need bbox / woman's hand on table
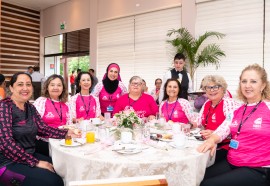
[36,161,55,173]
[98,115,104,121]
[148,115,155,121]
[200,129,213,139]
[67,129,82,138]
[197,137,217,157]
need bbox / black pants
[35,139,49,157]
[200,159,270,186]
[215,148,228,164]
[4,153,63,186]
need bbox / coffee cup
[91,118,101,125]
[80,120,89,131]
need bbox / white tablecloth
[49,139,214,186]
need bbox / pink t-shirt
[159,98,197,124]
[215,101,270,167]
[93,82,127,114]
[69,93,101,120]
[113,93,158,118]
[34,97,70,128]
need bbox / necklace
[80,92,92,117]
[50,99,62,122]
[166,99,178,121]
[128,94,141,107]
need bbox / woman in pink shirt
[70,72,101,121]
[93,63,127,116]
[198,64,270,186]
[34,74,70,156]
[113,76,158,119]
[159,79,197,126]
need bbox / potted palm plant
[167,27,226,83]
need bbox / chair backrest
[69,175,168,186]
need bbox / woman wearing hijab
[93,63,127,115]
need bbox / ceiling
[3,0,70,11]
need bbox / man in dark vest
[159,53,192,102]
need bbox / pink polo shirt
[34,97,69,128]
[92,82,127,113]
[159,98,197,124]
[113,93,158,118]
[225,101,270,167]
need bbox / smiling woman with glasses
[198,64,270,186]
[197,75,240,163]
[113,76,158,119]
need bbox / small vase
[120,130,133,144]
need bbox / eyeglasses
[130,82,142,87]
[204,85,221,91]
[155,82,162,85]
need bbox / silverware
[73,139,84,145]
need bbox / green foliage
[167,28,226,81]
[68,56,90,74]
[114,109,141,129]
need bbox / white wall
[98,0,181,21]
[41,0,90,37]
[41,0,183,75]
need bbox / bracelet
[189,123,194,129]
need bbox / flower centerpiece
[114,108,141,130]
[113,108,142,141]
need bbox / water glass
[133,127,143,142]
[182,124,191,137]
[104,112,111,125]
[143,123,150,140]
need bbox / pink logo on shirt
[212,113,216,123]
[231,120,238,127]
[45,112,55,118]
[79,106,85,112]
[253,118,262,129]
[102,96,108,100]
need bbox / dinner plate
[116,149,142,155]
[169,142,186,149]
[59,139,83,147]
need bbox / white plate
[158,138,173,142]
[169,142,186,149]
[59,139,83,147]
[116,149,142,154]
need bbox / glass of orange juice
[86,131,95,143]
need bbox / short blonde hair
[237,64,270,102]
[201,75,228,94]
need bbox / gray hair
[201,75,228,93]
[129,76,143,84]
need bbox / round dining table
[49,137,214,186]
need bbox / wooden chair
[68,175,168,186]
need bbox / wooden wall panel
[0,1,40,79]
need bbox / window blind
[264,0,270,74]
[97,7,181,90]
[195,0,264,96]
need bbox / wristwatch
[189,123,194,129]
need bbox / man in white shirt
[159,53,192,103]
[31,66,45,99]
